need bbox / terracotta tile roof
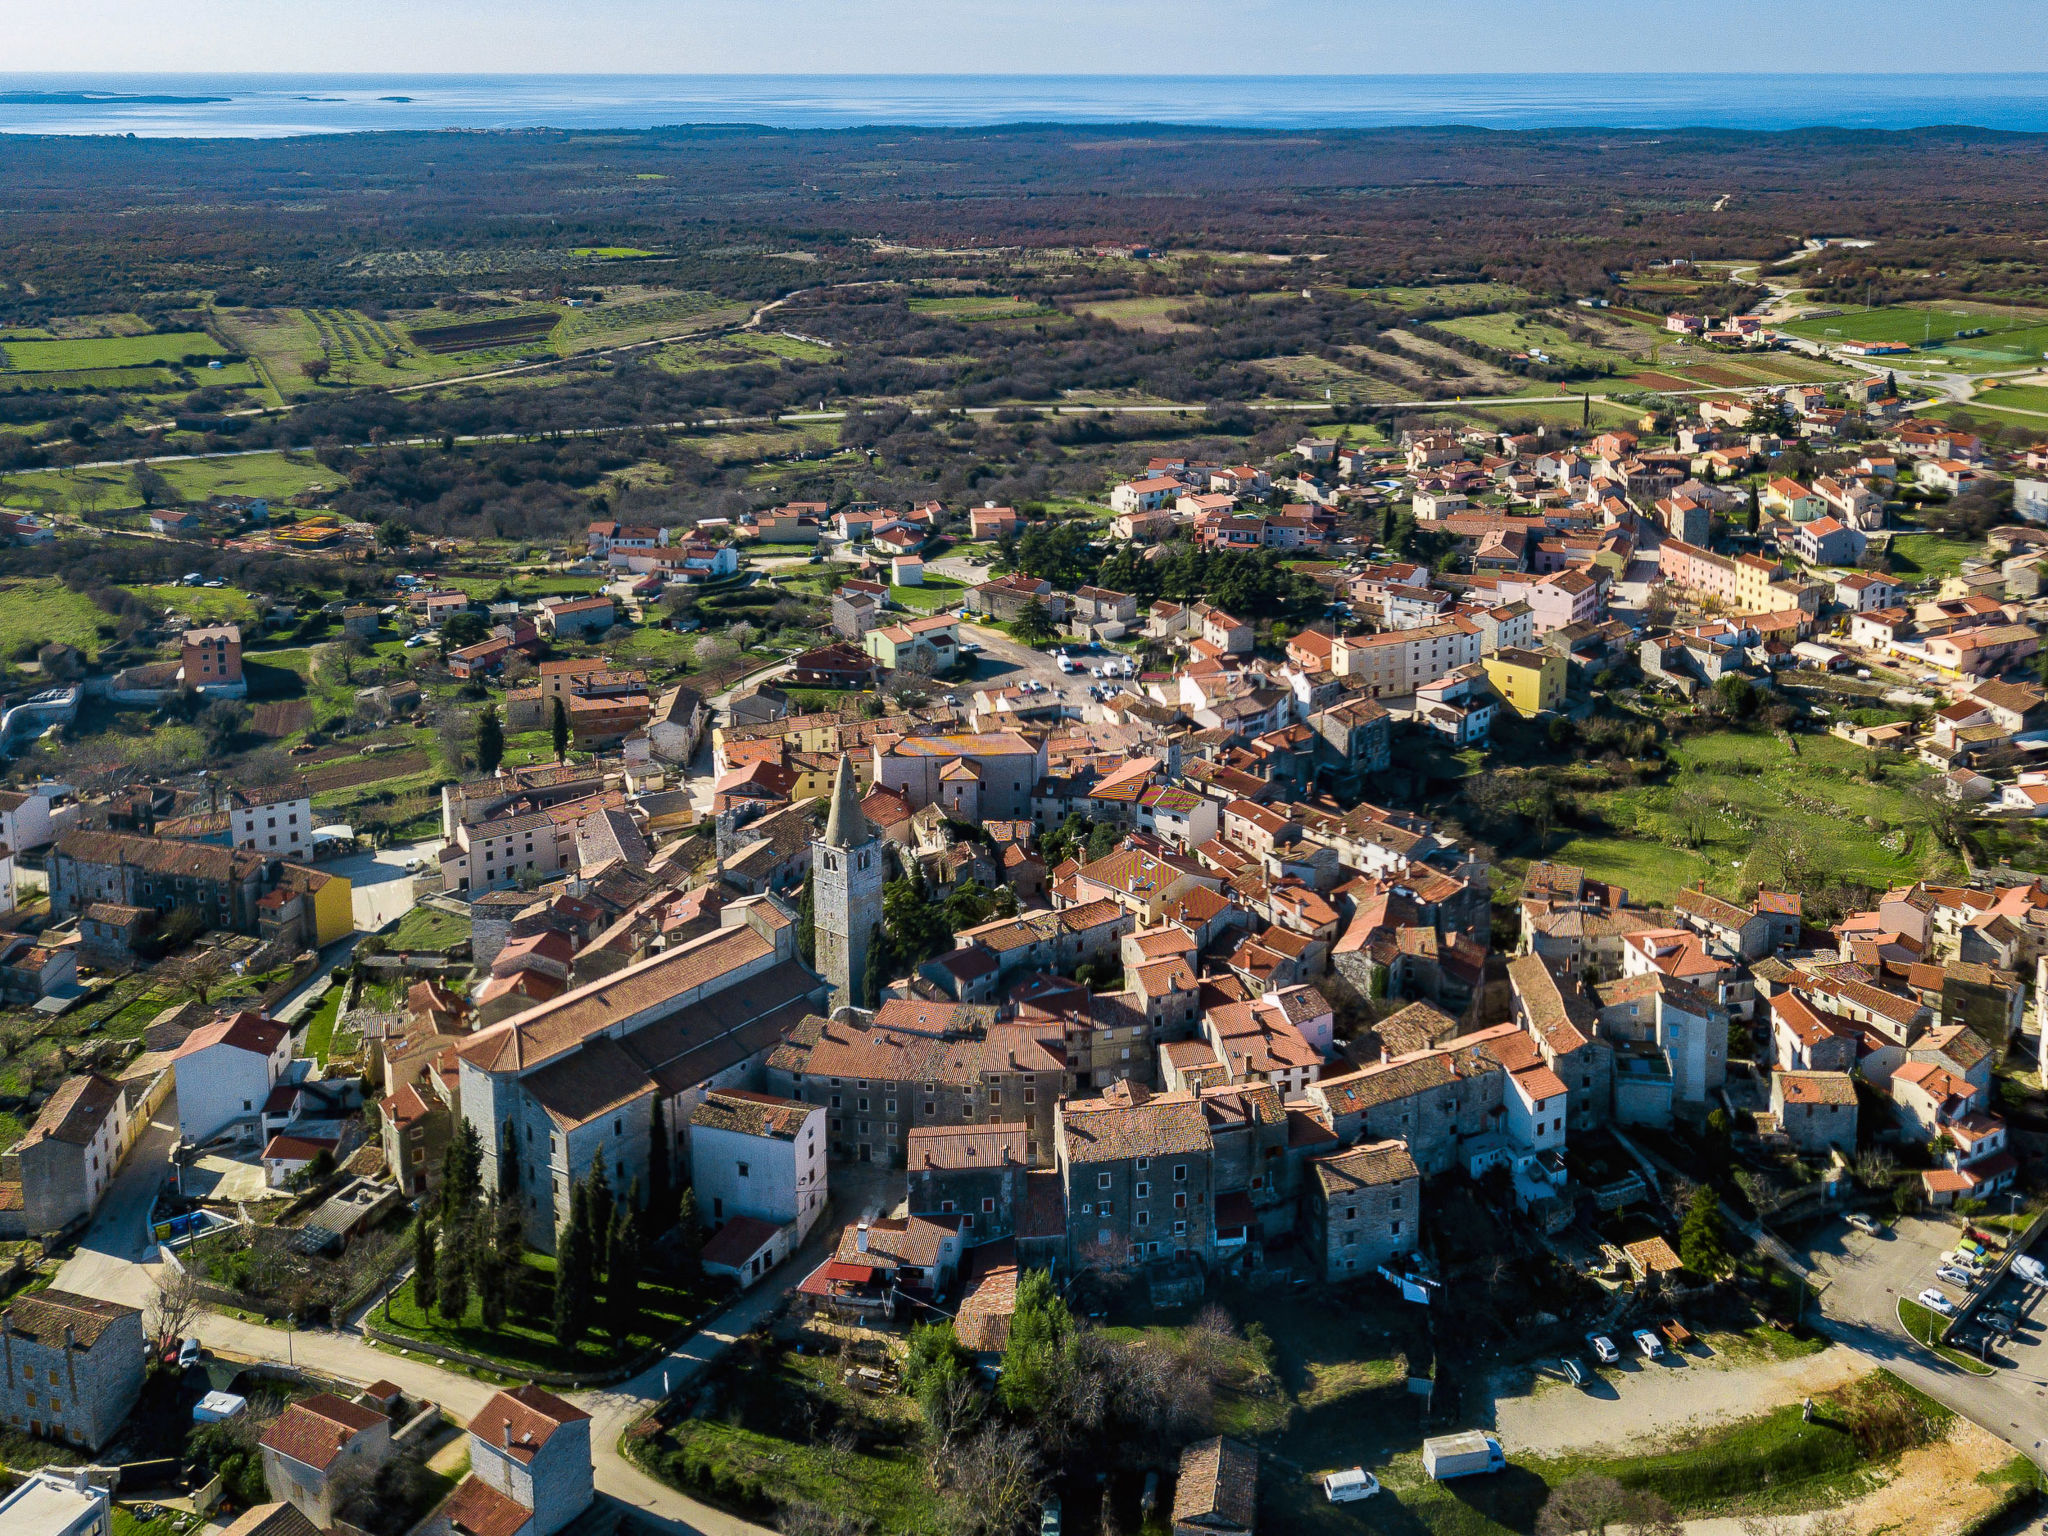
[1,1288,138,1350]
[1173,1437,1257,1534]
[833,1214,960,1269]
[56,829,266,884]
[174,1012,287,1062]
[691,1088,814,1140]
[260,1393,388,1473]
[1507,953,1595,1052]
[907,1123,1028,1169]
[15,1073,122,1151]
[470,1384,590,1464]
[1059,1089,1210,1164]
[437,1476,531,1536]
[701,1214,784,1271]
[1313,1138,1419,1198]
[1777,1070,1858,1106]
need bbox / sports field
[1784,302,2048,364]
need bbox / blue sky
[15,1,2048,74]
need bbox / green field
[1436,312,1630,370]
[0,331,229,372]
[1538,728,1951,904]
[127,584,259,623]
[1069,296,1202,331]
[0,578,113,659]
[570,246,661,258]
[1887,531,1982,580]
[887,575,966,612]
[1970,382,2048,414]
[1365,281,1529,310]
[907,295,1057,321]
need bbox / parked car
[1587,1334,1620,1364]
[1935,1264,1978,1288]
[1422,1432,1506,1481]
[1845,1213,1882,1236]
[1956,1237,1988,1258]
[2014,1255,2046,1286]
[1917,1289,1957,1316]
[1322,1468,1381,1503]
[1940,1249,1984,1272]
[1980,1309,2017,1335]
[177,1337,202,1369]
[1559,1357,1587,1387]
[1633,1330,1664,1359]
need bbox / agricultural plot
[1363,281,1529,310]
[0,331,228,371]
[0,579,114,660]
[1969,382,2048,413]
[406,310,561,355]
[1069,296,1203,332]
[1435,312,1635,372]
[906,295,1057,321]
[1254,353,1409,403]
[556,290,732,346]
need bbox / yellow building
[1483,646,1567,715]
[282,864,354,947]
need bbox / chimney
[63,1325,75,1350]
[855,1222,870,1253]
[502,1420,513,1447]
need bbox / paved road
[1805,1214,2048,1470]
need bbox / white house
[1506,1065,1568,1153]
[230,784,314,860]
[0,1467,111,1536]
[688,1089,827,1247]
[171,1012,291,1144]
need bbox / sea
[2,73,2048,138]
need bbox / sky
[13,0,2048,75]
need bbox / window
[988,1089,1001,1105]
[981,1197,995,1213]
[1173,1220,1187,1237]
[941,1200,956,1212]
[737,1162,750,1178]
[1392,1220,1402,1237]
[1135,1182,1150,1199]
[1097,1172,1112,1190]
[885,1099,896,1114]
[1175,1192,1187,1209]
[1099,1201,1113,1216]
[857,1097,870,1112]
[1136,1156,1150,1172]
[1023,1088,1035,1105]
[831,1095,842,1109]
[1173,1164,1186,1182]
[1136,1211,1149,1227]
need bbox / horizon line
[8,68,2048,80]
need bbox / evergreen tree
[795,867,816,965]
[646,1100,674,1236]
[584,1163,615,1282]
[476,705,505,775]
[862,923,888,1008]
[1000,1268,1075,1416]
[495,1195,524,1264]
[1678,1186,1730,1277]
[498,1117,520,1199]
[610,1207,643,1342]
[675,1187,704,1281]
[551,697,570,762]
[437,1229,472,1320]
[412,1213,437,1310]
[553,1183,592,1347]
[476,1247,506,1332]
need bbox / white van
[1056,653,1075,674]
[1322,1469,1380,1503]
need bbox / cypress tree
[585,1163,615,1281]
[676,1188,703,1281]
[499,1117,520,1199]
[412,1213,437,1311]
[476,705,505,775]
[496,1195,523,1264]
[553,1183,592,1347]
[795,867,816,965]
[477,1247,506,1333]
[646,1101,674,1237]
[437,1225,472,1321]
[611,1208,644,1343]
[862,924,887,1008]
[551,697,570,762]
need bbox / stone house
[1307,1139,1420,1282]
[1055,1086,1214,1270]
[1769,1070,1858,1154]
[905,1124,1031,1243]
[7,1075,127,1238]
[260,1393,392,1530]
[0,1290,145,1451]
[441,1386,594,1536]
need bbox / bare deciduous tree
[146,1268,201,1357]
[939,1423,1043,1536]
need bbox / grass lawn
[386,905,471,952]
[0,577,113,659]
[629,1335,941,1535]
[1896,1298,1992,1374]
[1436,312,1632,371]
[1888,531,1982,580]
[1536,727,1949,904]
[1324,1371,1946,1536]
[128,583,260,624]
[301,986,345,1064]
[1970,382,2048,413]
[888,575,966,613]
[374,1252,713,1375]
[1365,281,1529,310]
